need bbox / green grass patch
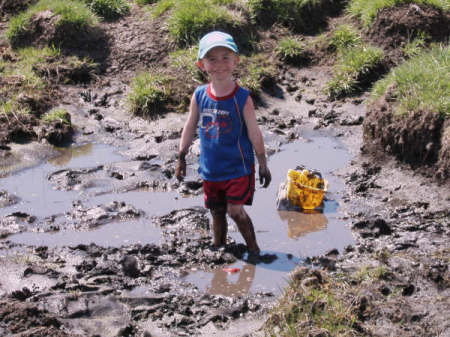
[328,24,361,51]
[238,54,277,96]
[0,98,32,116]
[370,45,449,117]
[167,0,236,46]
[1,47,59,94]
[325,45,384,98]
[347,0,450,27]
[42,107,70,124]
[402,31,429,58]
[150,0,248,47]
[0,46,96,117]
[353,265,389,283]
[6,14,30,48]
[276,37,309,64]
[127,71,172,118]
[169,47,205,83]
[84,0,130,20]
[265,268,358,337]
[150,0,175,16]
[0,48,52,118]
[6,0,97,48]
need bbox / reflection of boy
[176,31,271,255]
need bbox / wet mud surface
[1,62,448,336]
[1,3,449,337]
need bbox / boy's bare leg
[210,207,227,247]
[227,204,260,254]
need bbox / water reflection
[207,263,256,297]
[278,210,328,239]
[48,143,93,166]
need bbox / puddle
[7,219,161,247]
[3,132,354,297]
[0,143,124,218]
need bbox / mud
[0,0,36,19]
[364,94,450,180]
[1,3,449,337]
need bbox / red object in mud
[223,267,240,273]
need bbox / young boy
[175,31,271,255]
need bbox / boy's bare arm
[176,94,198,180]
[242,97,271,187]
[179,94,199,157]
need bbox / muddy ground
[1,2,449,337]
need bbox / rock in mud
[352,218,393,238]
[39,116,74,146]
[68,201,143,230]
[121,255,140,278]
[47,166,104,191]
[0,212,36,238]
[0,190,19,208]
[152,207,210,232]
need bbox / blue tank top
[195,84,255,181]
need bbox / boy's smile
[198,47,239,82]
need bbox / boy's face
[198,47,239,81]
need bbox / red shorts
[203,167,255,209]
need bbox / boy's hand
[259,165,271,188]
[175,154,186,181]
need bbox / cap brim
[198,44,238,60]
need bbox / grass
[370,45,449,117]
[0,47,55,118]
[126,71,172,118]
[42,107,71,124]
[150,0,237,46]
[238,54,277,96]
[169,47,205,83]
[84,0,130,20]
[0,47,59,95]
[353,265,389,283]
[325,45,384,98]
[150,0,175,16]
[6,0,97,49]
[166,0,236,46]
[168,47,206,111]
[328,24,361,52]
[275,37,308,64]
[1,45,96,89]
[0,46,96,117]
[264,268,359,337]
[347,0,450,27]
[0,98,32,116]
[402,31,429,58]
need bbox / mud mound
[11,10,110,67]
[0,113,38,145]
[39,118,73,146]
[366,3,450,62]
[102,6,170,76]
[251,0,345,34]
[363,94,449,181]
